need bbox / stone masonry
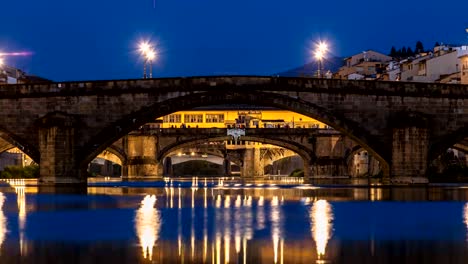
[0,77,466,184]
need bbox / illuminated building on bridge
[155,108,326,129]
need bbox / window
[184,114,203,123]
[163,114,181,123]
[206,114,224,123]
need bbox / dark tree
[407,47,414,56]
[434,42,440,47]
[401,47,407,58]
[396,48,402,58]
[415,41,424,53]
[389,46,397,57]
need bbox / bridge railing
[1,76,468,97]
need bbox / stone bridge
[0,76,466,184]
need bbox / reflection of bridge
[0,76,467,184]
[97,127,362,178]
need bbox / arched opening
[0,132,39,179]
[80,90,388,178]
[345,146,382,178]
[164,148,226,177]
[88,149,124,177]
[428,136,468,182]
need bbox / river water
[0,177,468,263]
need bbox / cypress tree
[389,46,397,57]
[415,41,424,53]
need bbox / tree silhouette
[389,46,397,57]
[415,41,424,53]
[401,47,407,58]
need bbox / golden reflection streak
[224,195,231,264]
[178,187,182,209]
[271,196,281,264]
[257,196,265,230]
[280,239,284,264]
[8,179,27,256]
[311,200,333,259]
[170,187,174,208]
[16,184,27,255]
[191,187,196,260]
[203,187,208,262]
[203,232,208,263]
[135,195,160,261]
[216,233,221,264]
[224,233,230,264]
[235,195,241,254]
[216,195,222,208]
[243,238,247,264]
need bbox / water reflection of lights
[135,195,161,261]
[271,196,283,264]
[257,196,265,230]
[165,189,294,263]
[7,179,27,255]
[311,200,333,260]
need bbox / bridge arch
[430,126,468,161]
[156,135,312,177]
[157,136,312,164]
[0,130,39,163]
[82,90,387,175]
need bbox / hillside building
[336,50,392,80]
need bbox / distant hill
[276,56,344,77]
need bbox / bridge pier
[240,148,263,178]
[305,134,348,182]
[122,135,162,179]
[307,158,347,179]
[163,157,173,177]
[390,126,429,184]
[223,158,231,176]
[37,113,84,184]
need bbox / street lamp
[146,49,156,78]
[314,41,328,78]
[0,57,4,68]
[138,41,156,79]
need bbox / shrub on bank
[0,165,39,179]
[289,168,304,177]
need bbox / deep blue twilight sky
[1,0,467,81]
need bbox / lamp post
[314,42,328,78]
[146,49,156,78]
